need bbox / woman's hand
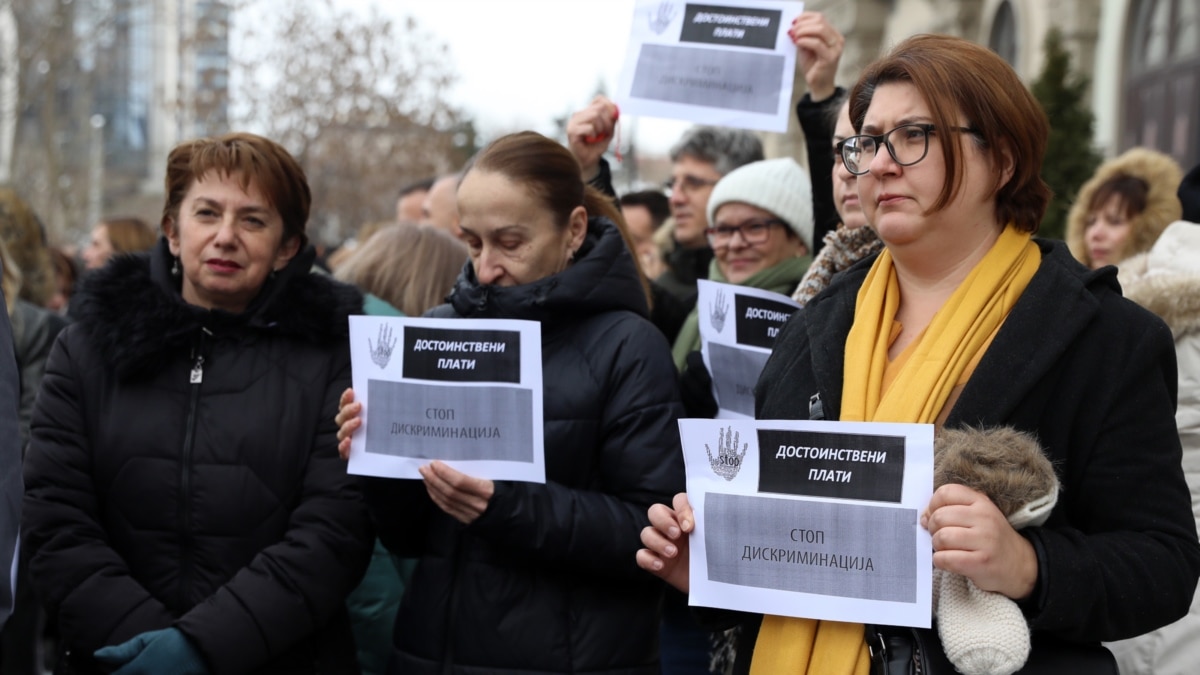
[419,460,495,525]
[788,12,845,102]
[334,388,362,460]
[636,493,694,593]
[922,484,1039,600]
[566,95,619,181]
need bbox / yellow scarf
[749,226,1040,675]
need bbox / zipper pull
[808,393,824,420]
[189,326,212,384]
[190,355,204,384]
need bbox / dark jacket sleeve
[590,157,617,200]
[23,329,177,650]
[175,349,374,673]
[12,301,69,451]
[796,89,844,255]
[1020,315,1200,642]
[0,292,20,631]
[468,316,686,580]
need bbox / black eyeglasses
[839,123,978,176]
[663,174,719,195]
[706,219,785,246]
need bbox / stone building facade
[767,0,1198,172]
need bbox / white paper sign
[347,316,545,483]
[696,279,800,419]
[681,418,934,628]
[616,0,804,132]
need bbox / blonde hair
[326,220,400,273]
[101,216,158,254]
[355,220,394,247]
[0,187,54,307]
[335,225,467,316]
[0,238,22,317]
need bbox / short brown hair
[101,216,157,254]
[161,132,311,249]
[1086,175,1149,220]
[335,225,467,316]
[849,34,1051,232]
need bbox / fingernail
[665,545,677,557]
[682,519,692,531]
[653,559,663,570]
[668,527,680,538]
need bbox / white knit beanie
[706,157,814,250]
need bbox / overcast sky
[338,0,692,155]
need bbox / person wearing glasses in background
[671,158,814,373]
[656,128,766,308]
[567,100,763,313]
[788,12,885,307]
[663,157,813,674]
[639,34,1200,673]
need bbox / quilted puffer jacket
[23,240,373,674]
[368,216,686,674]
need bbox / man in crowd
[618,190,670,279]
[395,177,434,224]
[421,173,462,237]
[567,96,763,309]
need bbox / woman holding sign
[670,156,814,373]
[336,131,685,674]
[23,132,373,674]
[638,34,1200,674]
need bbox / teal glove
[94,627,209,675]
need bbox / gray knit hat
[706,157,814,250]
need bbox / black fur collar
[72,239,362,380]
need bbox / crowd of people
[0,10,1196,675]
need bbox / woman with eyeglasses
[665,157,814,674]
[639,34,1199,674]
[670,158,814,375]
[789,12,883,307]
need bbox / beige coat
[1108,220,1200,675]
[1065,148,1183,268]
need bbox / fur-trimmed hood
[71,237,362,379]
[1066,148,1183,267]
[1119,220,1200,339]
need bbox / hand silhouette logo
[648,2,677,35]
[709,287,730,333]
[369,324,397,369]
[706,425,748,481]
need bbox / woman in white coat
[1109,219,1200,675]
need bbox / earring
[171,257,181,278]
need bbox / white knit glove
[934,483,1058,675]
[935,569,1030,675]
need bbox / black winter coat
[368,217,686,674]
[10,298,68,450]
[794,88,844,255]
[735,239,1200,669]
[22,241,374,674]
